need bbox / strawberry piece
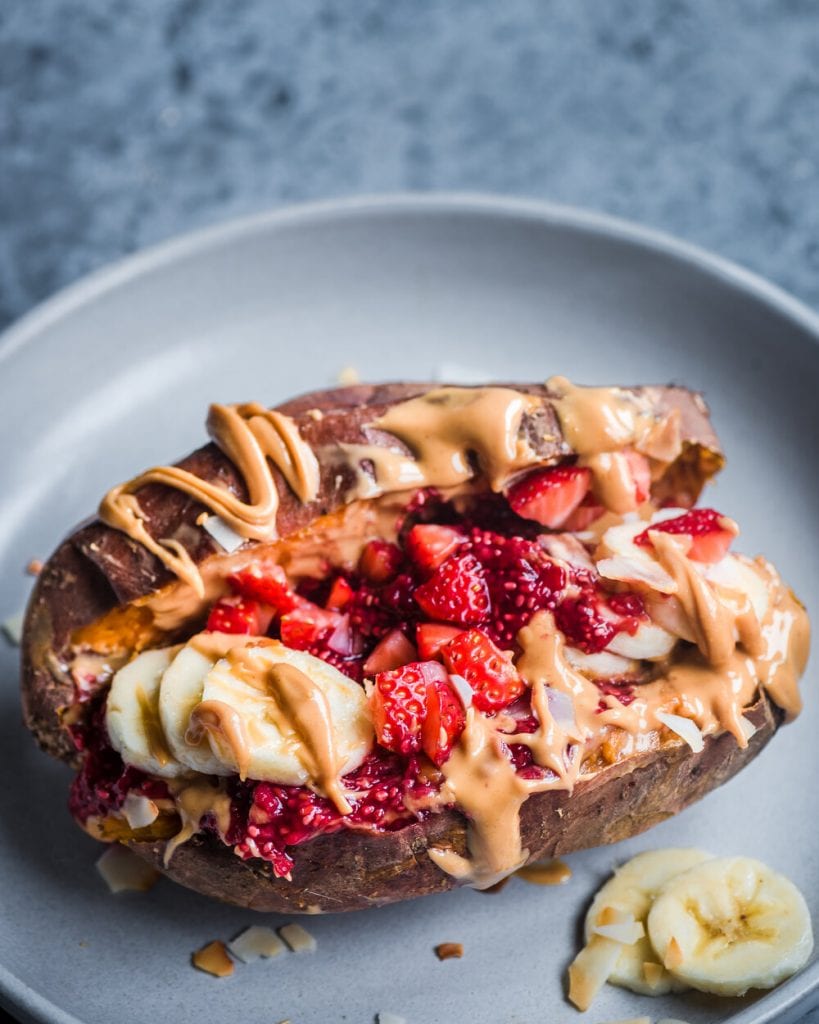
[326,576,354,611]
[416,623,464,660]
[206,597,269,635]
[363,629,418,676]
[506,466,591,529]
[624,450,651,504]
[421,678,466,765]
[563,496,605,532]
[228,565,298,613]
[414,552,491,627]
[405,524,466,574]
[279,602,342,650]
[634,508,735,563]
[359,540,403,584]
[369,661,449,756]
[442,629,524,713]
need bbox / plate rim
[1,192,817,1024]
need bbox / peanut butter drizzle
[135,686,174,767]
[99,403,319,597]
[429,708,532,888]
[339,387,541,498]
[187,700,252,781]
[583,452,641,515]
[163,777,232,866]
[516,859,572,886]
[650,533,737,666]
[547,376,683,499]
[226,648,352,814]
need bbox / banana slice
[584,848,714,995]
[159,645,231,776]
[199,642,373,787]
[106,647,187,777]
[647,856,814,996]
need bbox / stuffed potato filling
[69,448,794,883]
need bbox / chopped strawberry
[416,623,464,660]
[421,678,466,765]
[228,565,298,613]
[506,466,591,529]
[369,661,452,756]
[206,597,270,635]
[405,524,466,574]
[563,496,605,532]
[363,629,418,675]
[634,508,735,563]
[325,576,354,611]
[279,602,341,650]
[414,552,491,627]
[441,629,524,713]
[359,540,403,584]
[625,450,651,504]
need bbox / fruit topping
[414,551,491,626]
[441,629,524,713]
[416,623,464,659]
[359,539,403,583]
[405,523,467,574]
[369,660,465,760]
[634,508,736,563]
[507,466,591,528]
[206,596,271,635]
[363,629,418,675]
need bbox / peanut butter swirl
[99,403,320,597]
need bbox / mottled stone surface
[1,0,819,330]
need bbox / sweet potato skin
[20,381,721,761]
[127,695,778,913]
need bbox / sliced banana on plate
[647,856,814,997]
[106,647,187,777]
[584,848,713,995]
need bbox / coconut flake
[96,845,160,893]
[337,366,360,385]
[192,939,234,977]
[591,919,645,945]
[567,933,624,1011]
[2,612,24,646]
[228,925,286,963]
[121,793,159,830]
[656,712,705,753]
[202,515,246,553]
[597,555,677,594]
[376,1014,407,1024]
[545,686,577,733]
[448,673,474,709]
[278,922,317,953]
[739,716,757,742]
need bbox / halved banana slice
[584,848,714,995]
[199,642,373,787]
[106,647,186,777]
[647,856,814,996]
[159,645,231,776]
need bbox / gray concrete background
[1,2,818,1022]
[1,0,819,330]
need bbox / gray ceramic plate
[0,195,816,1024]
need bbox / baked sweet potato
[19,380,807,912]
